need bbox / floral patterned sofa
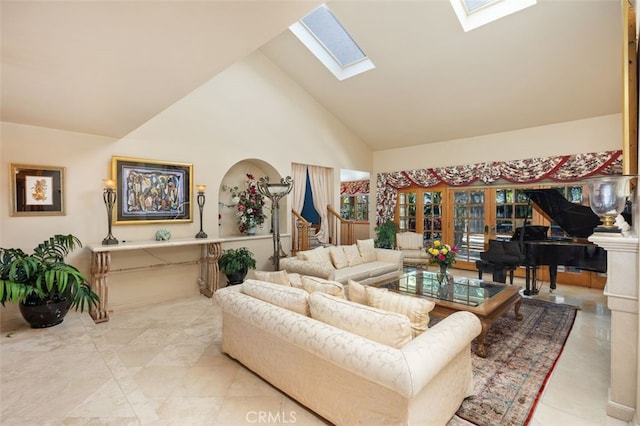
[279,239,403,286]
[214,276,481,425]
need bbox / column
[90,251,111,323]
[199,242,222,297]
[589,233,639,422]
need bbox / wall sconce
[585,175,636,233]
[102,179,119,245]
[195,184,207,238]
[257,176,293,270]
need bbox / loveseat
[279,238,403,286]
[214,276,482,425]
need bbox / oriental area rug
[444,298,578,426]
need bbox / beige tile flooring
[0,270,629,426]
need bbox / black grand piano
[480,189,607,295]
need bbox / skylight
[462,0,501,14]
[290,5,375,81]
[450,0,537,32]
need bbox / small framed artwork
[11,164,65,216]
[111,156,193,225]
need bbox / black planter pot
[225,268,248,285]
[19,295,72,328]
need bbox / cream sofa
[214,278,482,425]
[396,232,430,266]
[279,239,403,286]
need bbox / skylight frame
[450,0,537,32]
[290,4,375,81]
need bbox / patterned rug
[443,298,578,426]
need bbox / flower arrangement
[225,173,266,234]
[426,240,458,270]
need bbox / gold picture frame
[111,156,193,225]
[10,163,66,216]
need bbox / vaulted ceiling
[1,1,623,152]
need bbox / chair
[396,232,429,267]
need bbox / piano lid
[524,189,601,239]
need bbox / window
[452,189,486,262]
[396,187,445,246]
[494,188,533,238]
[290,5,375,80]
[422,190,443,245]
[450,0,537,32]
[462,0,500,13]
[397,191,417,232]
[340,195,368,220]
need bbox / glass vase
[436,265,453,300]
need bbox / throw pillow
[287,272,303,288]
[347,279,367,304]
[301,246,334,268]
[367,289,435,337]
[309,292,412,349]
[357,238,377,263]
[347,279,388,305]
[254,270,291,286]
[329,246,349,269]
[343,244,364,267]
[242,279,310,316]
[301,276,346,298]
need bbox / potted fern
[218,247,256,285]
[375,219,397,249]
[0,234,99,328]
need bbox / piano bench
[475,260,516,284]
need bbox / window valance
[340,180,370,195]
[376,149,622,224]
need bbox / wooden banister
[291,209,312,253]
[290,207,371,254]
[327,206,355,246]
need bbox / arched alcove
[218,159,290,238]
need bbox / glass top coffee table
[379,269,523,357]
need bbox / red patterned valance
[341,180,369,195]
[376,150,622,224]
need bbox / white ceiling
[0,1,322,137]
[1,1,623,152]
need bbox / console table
[86,238,222,323]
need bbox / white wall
[0,51,373,327]
[374,113,622,173]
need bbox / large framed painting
[11,164,65,216]
[111,156,193,225]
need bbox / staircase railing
[291,209,312,254]
[327,206,355,246]
[290,207,371,253]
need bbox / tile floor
[0,270,630,426]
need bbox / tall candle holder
[102,179,119,245]
[195,184,207,238]
[257,176,293,270]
